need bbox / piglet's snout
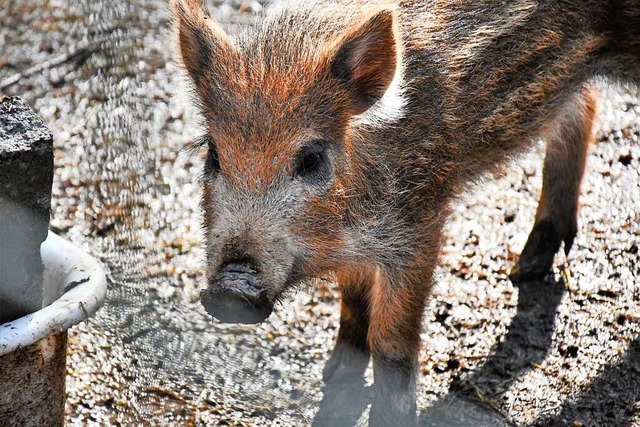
[201,263,273,324]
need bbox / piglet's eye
[206,141,221,173]
[298,151,323,176]
[294,144,330,182]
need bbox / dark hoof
[323,343,370,384]
[510,219,564,283]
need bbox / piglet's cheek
[291,195,347,271]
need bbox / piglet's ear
[170,0,235,89]
[325,7,401,115]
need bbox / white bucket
[0,232,107,426]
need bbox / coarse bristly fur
[170,0,640,425]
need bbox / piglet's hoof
[510,219,563,283]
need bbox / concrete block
[0,332,67,427]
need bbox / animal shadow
[529,336,640,426]
[419,275,566,426]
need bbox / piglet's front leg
[367,266,433,427]
[323,270,373,385]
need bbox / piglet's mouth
[200,264,273,324]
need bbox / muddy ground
[1,1,639,426]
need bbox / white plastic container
[0,232,107,426]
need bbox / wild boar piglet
[172,0,640,424]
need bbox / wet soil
[1,1,638,426]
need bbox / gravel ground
[1,1,638,426]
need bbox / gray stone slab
[0,96,53,324]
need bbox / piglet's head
[171,0,402,323]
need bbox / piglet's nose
[201,263,272,324]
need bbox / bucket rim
[0,231,107,356]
